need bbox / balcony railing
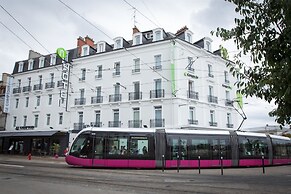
[187,91,199,100]
[153,65,162,70]
[75,98,86,105]
[108,121,121,127]
[150,89,165,98]
[73,123,85,132]
[226,123,234,128]
[225,99,233,106]
[129,92,142,100]
[112,71,120,76]
[91,96,103,104]
[188,119,198,125]
[90,122,102,127]
[109,94,122,102]
[57,80,64,88]
[33,84,43,91]
[22,86,31,93]
[45,82,55,89]
[95,74,102,79]
[208,95,218,103]
[150,119,165,128]
[13,87,21,94]
[128,120,142,128]
[132,68,140,73]
[209,121,218,127]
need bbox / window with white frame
[28,77,31,87]
[25,97,29,107]
[210,110,215,123]
[153,29,162,41]
[50,73,54,82]
[50,54,56,65]
[34,115,39,128]
[59,113,63,125]
[208,64,213,77]
[23,115,27,127]
[186,33,192,43]
[13,116,17,127]
[97,42,105,53]
[36,96,41,106]
[17,79,21,87]
[46,114,51,125]
[80,68,86,81]
[115,39,122,49]
[81,45,89,56]
[15,99,19,109]
[18,62,24,72]
[227,113,232,124]
[48,94,52,105]
[133,33,142,45]
[96,65,102,79]
[114,62,120,76]
[209,85,214,96]
[28,59,34,70]
[205,41,211,51]
[154,54,162,70]
[189,107,196,121]
[224,71,229,83]
[39,57,45,68]
[95,110,101,126]
[133,58,140,73]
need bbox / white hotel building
[1,26,239,155]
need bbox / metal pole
[220,156,224,175]
[198,156,201,174]
[177,154,180,173]
[262,155,265,174]
[162,155,165,172]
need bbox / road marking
[0,163,24,168]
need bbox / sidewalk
[0,154,66,164]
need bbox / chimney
[84,36,94,47]
[132,26,140,34]
[77,36,95,56]
[175,26,188,36]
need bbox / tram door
[169,136,188,167]
[91,132,105,167]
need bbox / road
[0,155,290,194]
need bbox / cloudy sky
[0,0,278,129]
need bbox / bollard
[220,156,224,175]
[198,156,201,174]
[262,155,265,174]
[162,155,165,172]
[28,153,32,160]
[177,155,180,173]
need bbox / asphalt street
[0,155,290,194]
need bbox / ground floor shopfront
[0,130,69,156]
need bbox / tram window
[189,139,210,159]
[238,136,268,159]
[94,137,104,158]
[107,136,128,156]
[273,139,288,159]
[169,138,187,160]
[210,138,231,159]
[129,136,149,156]
[70,134,93,158]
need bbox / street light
[116,82,126,89]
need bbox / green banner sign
[56,48,67,60]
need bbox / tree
[213,0,291,125]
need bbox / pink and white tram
[65,128,291,168]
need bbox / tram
[65,128,291,168]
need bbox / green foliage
[214,0,291,125]
[51,143,60,155]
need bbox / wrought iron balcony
[208,95,218,103]
[13,87,21,94]
[90,122,102,127]
[227,123,234,128]
[150,89,165,98]
[109,94,122,102]
[22,86,31,92]
[132,68,140,73]
[74,98,86,105]
[108,121,121,127]
[150,119,165,128]
[129,92,142,100]
[112,71,120,76]
[153,65,162,70]
[33,84,43,91]
[128,120,142,128]
[209,121,218,127]
[73,123,85,132]
[95,74,102,79]
[91,96,103,104]
[188,119,198,125]
[187,91,199,100]
[225,99,233,106]
[57,80,64,87]
[45,82,55,89]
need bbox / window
[95,110,101,127]
[15,99,19,108]
[50,54,56,65]
[39,75,42,85]
[13,116,17,127]
[209,86,214,96]
[59,113,63,125]
[80,88,85,99]
[227,113,232,124]
[97,42,105,53]
[208,64,213,77]
[135,34,141,45]
[39,57,45,68]
[132,108,140,128]
[78,112,84,124]
[50,73,54,82]
[80,68,86,81]
[114,62,120,76]
[48,94,52,105]
[205,41,211,51]
[23,116,27,127]
[133,58,140,73]
[186,33,192,43]
[96,65,102,79]
[239,136,268,158]
[28,77,31,86]
[189,80,194,92]
[154,55,162,70]
[129,136,149,156]
[189,107,196,121]
[210,110,216,126]
[28,59,34,70]
[224,71,229,83]
[25,97,29,107]
[113,109,119,122]
[17,79,21,87]
[18,62,24,72]
[115,39,122,49]
[107,135,128,156]
[46,114,51,125]
[154,30,162,41]
[96,86,102,97]
[34,115,39,128]
[81,45,89,56]
[154,106,162,127]
[36,96,40,106]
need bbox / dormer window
[18,62,24,72]
[133,32,142,45]
[39,57,45,68]
[28,59,34,70]
[97,42,105,53]
[50,54,56,65]
[185,30,193,43]
[153,28,163,41]
[204,37,213,51]
[114,38,123,49]
[81,45,89,56]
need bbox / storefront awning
[0,130,67,137]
